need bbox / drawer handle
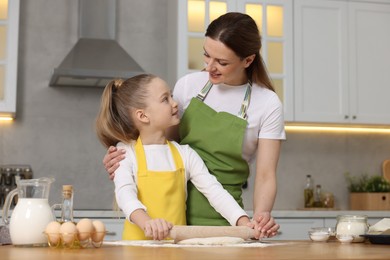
[105,231,117,236]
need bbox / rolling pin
[169,226,256,243]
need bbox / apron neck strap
[196,81,252,120]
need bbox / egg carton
[44,231,106,249]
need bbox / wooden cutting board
[383,159,390,182]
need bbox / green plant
[345,172,390,192]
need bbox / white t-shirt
[173,71,286,163]
[114,140,248,226]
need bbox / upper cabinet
[168,0,293,121]
[0,0,19,119]
[168,0,390,125]
[294,0,390,125]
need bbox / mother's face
[203,37,255,86]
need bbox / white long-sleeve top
[114,140,248,226]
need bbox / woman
[103,12,285,238]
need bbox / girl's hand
[252,212,280,238]
[236,216,261,240]
[102,146,125,180]
[143,218,173,240]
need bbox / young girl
[95,74,256,240]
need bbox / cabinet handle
[352,115,356,119]
[344,115,349,119]
[105,231,117,236]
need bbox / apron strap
[196,81,252,120]
[167,141,184,170]
[135,137,148,172]
[196,81,213,101]
[237,81,252,120]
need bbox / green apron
[180,81,252,226]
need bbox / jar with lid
[335,215,368,242]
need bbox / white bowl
[308,227,333,242]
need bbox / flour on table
[178,237,244,245]
[104,240,294,248]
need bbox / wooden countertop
[1,241,389,260]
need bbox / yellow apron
[122,138,187,240]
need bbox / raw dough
[177,237,245,245]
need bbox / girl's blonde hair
[95,74,157,148]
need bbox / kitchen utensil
[168,225,256,243]
[382,159,390,182]
[2,177,56,246]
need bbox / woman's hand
[102,146,125,180]
[252,212,280,238]
[143,218,173,240]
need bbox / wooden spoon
[383,159,390,182]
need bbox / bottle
[304,174,314,208]
[313,184,323,207]
[60,185,74,223]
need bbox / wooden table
[1,241,389,260]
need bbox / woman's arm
[252,138,281,238]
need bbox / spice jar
[335,215,368,242]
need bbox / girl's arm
[252,138,281,238]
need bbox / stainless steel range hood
[49,0,144,87]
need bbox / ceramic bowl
[308,227,334,242]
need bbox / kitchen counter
[1,241,389,260]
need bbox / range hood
[49,0,144,87]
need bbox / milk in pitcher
[9,198,55,246]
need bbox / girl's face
[143,77,180,130]
[203,37,254,86]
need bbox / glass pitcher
[2,177,56,246]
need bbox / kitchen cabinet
[294,0,390,125]
[270,218,323,240]
[0,0,19,118]
[167,0,293,120]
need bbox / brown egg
[91,220,106,242]
[76,218,94,241]
[45,221,61,245]
[60,221,77,245]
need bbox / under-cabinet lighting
[285,125,390,134]
[0,117,13,122]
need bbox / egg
[76,218,94,241]
[60,221,78,245]
[45,221,61,245]
[91,220,106,243]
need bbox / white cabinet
[99,219,123,241]
[168,0,294,120]
[0,0,19,119]
[294,0,390,124]
[269,218,323,240]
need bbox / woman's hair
[206,12,274,91]
[96,74,156,148]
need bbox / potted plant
[346,173,390,210]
